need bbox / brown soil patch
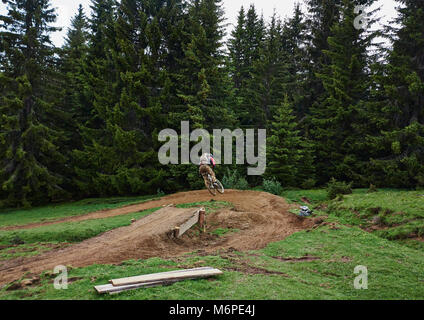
[0,190,313,285]
[301,197,312,204]
[271,256,320,262]
[414,236,424,242]
[223,264,290,276]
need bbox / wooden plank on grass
[95,267,220,294]
[108,266,214,285]
[96,267,214,294]
[110,267,222,287]
[97,277,199,295]
[110,267,221,287]
[95,280,176,294]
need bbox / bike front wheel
[205,175,217,196]
[214,180,225,194]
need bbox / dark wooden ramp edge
[173,207,206,238]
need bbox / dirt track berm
[0,190,314,286]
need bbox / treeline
[0,0,423,208]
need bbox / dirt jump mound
[0,190,313,285]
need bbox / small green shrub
[326,178,353,200]
[262,179,283,196]
[222,169,249,190]
[367,184,378,193]
[301,178,317,190]
[10,235,25,245]
[335,194,344,202]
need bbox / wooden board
[95,279,179,294]
[95,281,160,294]
[95,267,221,295]
[175,207,204,238]
[175,211,199,237]
[97,277,203,295]
[108,266,214,285]
[110,267,222,287]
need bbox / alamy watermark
[354,265,368,290]
[354,5,368,30]
[158,121,267,175]
[53,265,68,290]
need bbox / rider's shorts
[199,165,216,181]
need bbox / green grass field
[0,207,160,245]
[0,189,423,300]
[0,195,161,228]
[1,224,423,300]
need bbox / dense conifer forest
[1,0,423,207]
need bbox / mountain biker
[199,153,217,187]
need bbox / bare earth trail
[0,190,313,286]
[3,189,290,231]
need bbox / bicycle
[203,173,225,196]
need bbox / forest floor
[0,189,423,300]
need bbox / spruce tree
[244,4,265,70]
[60,5,90,152]
[280,4,309,117]
[265,96,315,188]
[242,12,285,129]
[310,0,378,185]
[228,6,246,93]
[232,4,266,128]
[0,0,66,207]
[105,0,169,194]
[228,4,264,94]
[303,0,342,116]
[168,0,236,189]
[365,0,424,188]
[266,96,309,187]
[186,0,235,130]
[72,0,118,196]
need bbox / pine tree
[244,4,265,70]
[266,96,309,187]
[85,0,117,124]
[0,0,66,207]
[168,0,236,189]
[280,4,309,117]
[232,4,266,128]
[365,0,424,188]
[242,12,286,129]
[60,4,90,151]
[105,0,170,194]
[228,4,264,93]
[303,0,342,116]
[228,6,246,93]
[310,0,378,185]
[188,0,235,130]
[72,0,118,196]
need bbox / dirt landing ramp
[4,190,298,230]
[0,191,313,285]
